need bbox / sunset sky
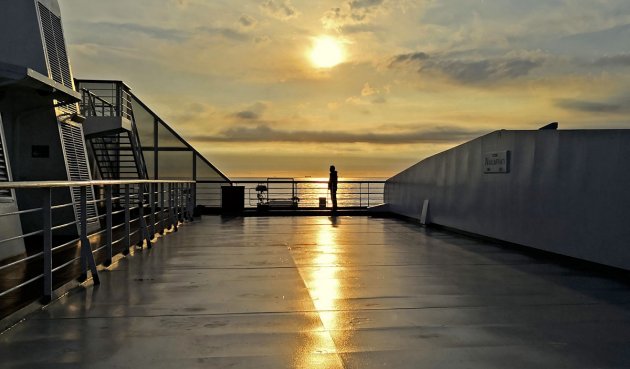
[59,0,630,178]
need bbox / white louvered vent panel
[38,3,73,89]
[51,13,73,89]
[0,132,10,198]
[58,103,78,116]
[59,122,99,225]
[38,3,63,85]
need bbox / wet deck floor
[2,216,630,368]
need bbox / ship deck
[1,215,630,368]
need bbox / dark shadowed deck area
[1,216,630,368]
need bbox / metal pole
[138,184,152,248]
[105,185,113,266]
[368,182,370,207]
[186,184,193,221]
[159,182,165,235]
[359,182,362,208]
[149,183,156,237]
[80,186,100,284]
[124,184,131,255]
[154,119,159,179]
[170,183,178,232]
[191,182,197,219]
[42,188,52,302]
[176,183,182,223]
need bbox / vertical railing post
[367,182,371,207]
[169,183,178,232]
[359,182,362,208]
[191,182,197,219]
[186,183,192,221]
[42,188,52,303]
[176,183,181,223]
[123,184,131,255]
[79,186,100,284]
[159,182,165,235]
[149,183,156,237]
[180,183,184,222]
[105,185,113,266]
[138,184,152,248]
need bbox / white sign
[484,151,510,173]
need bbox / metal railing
[196,179,385,209]
[0,180,195,304]
[80,88,116,117]
[77,82,133,120]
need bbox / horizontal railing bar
[0,274,44,298]
[51,220,79,231]
[51,257,80,273]
[50,202,82,210]
[0,179,195,189]
[0,252,44,271]
[0,230,43,245]
[209,180,385,184]
[0,207,42,217]
[111,223,125,231]
[52,237,81,252]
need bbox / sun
[309,36,344,68]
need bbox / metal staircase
[89,131,146,180]
[78,82,148,182]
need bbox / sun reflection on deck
[294,217,345,368]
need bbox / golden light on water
[309,36,344,68]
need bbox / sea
[196,177,386,208]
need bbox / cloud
[238,14,258,29]
[254,35,271,44]
[390,52,429,65]
[196,26,249,42]
[195,124,486,144]
[372,96,387,104]
[591,54,630,68]
[87,22,189,41]
[260,0,300,20]
[75,21,250,43]
[321,0,387,30]
[390,51,543,84]
[555,96,630,114]
[361,82,378,96]
[232,102,269,121]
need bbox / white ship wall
[385,129,630,270]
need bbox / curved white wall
[385,129,630,270]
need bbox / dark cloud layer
[195,124,486,144]
[322,0,387,29]
[592,54,630,68]
[234,110,261,120]
[555,97,630,114]
[77,21,249,43]
[390,51,543,84]
[260,0,299,20]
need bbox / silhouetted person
[328,165,338,212]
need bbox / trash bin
[222,186,244,214]
[319,197,326,209]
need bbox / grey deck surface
[1,216,630,368]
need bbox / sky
[59,0,630,178]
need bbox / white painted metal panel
[385,130,630,270]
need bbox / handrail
[197,180,385,184]
[0,180,197,306]
[0,179,195,189]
